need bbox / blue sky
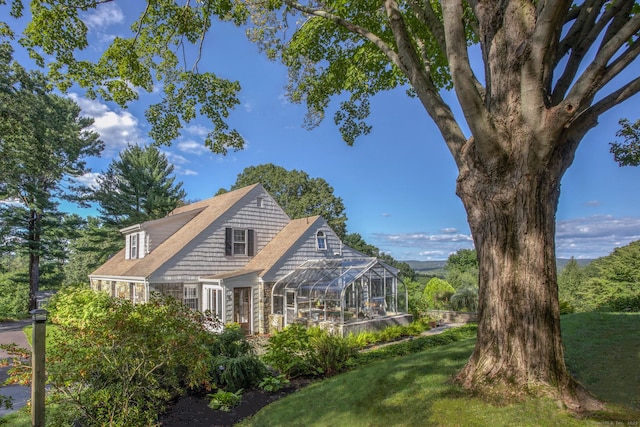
[8,3,640,261]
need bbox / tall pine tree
[94,144,187,229]
[0,44,103,310]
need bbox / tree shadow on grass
[562,312,640,410]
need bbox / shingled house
[89,183,410,335]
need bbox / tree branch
[526,0,571,111]
[406,0,446,54]
[556,0,605,59]
[567,11,640,105]
[441,1,493,151]
[283,0,401,69]
[599,39,640,89]
[284,0,468,165]
[552,0,611,103]
[570,76,640,133]
[383,0,468,165]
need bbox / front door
[233,287,251,334]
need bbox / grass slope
[240,317,640,427]
[562,312,640,410]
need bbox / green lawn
[3,314,639,426]
[561,312,640,410]
[239,315,640,427]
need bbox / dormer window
[316,231,327,251]
[129,234,138,259]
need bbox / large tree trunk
[453,133,602,411]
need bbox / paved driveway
[0,320,31,416]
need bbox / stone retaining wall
[427,310,477,324]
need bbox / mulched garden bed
[158,378,312,427]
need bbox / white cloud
[186,124,210,138]
[372,215,640,261]
[163,151,188,165]
[69,94,144,153]
[73,172,101,189]
[555,215,640,259]
[371,230,474,260]
[161,151,199,177]
[82,3,124,29]
[177,140,209,155]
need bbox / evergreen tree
[64,217,122,286]
[0,44,103,309]
[94,144,187,228]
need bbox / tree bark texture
[432,1,609,410]
[452,121,601,410]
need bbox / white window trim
[183,284,199,310]
[233,229,248,256]
[203,284,224,322]
[316,231,327,251]
[128,234,139,259]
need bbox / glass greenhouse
[271,258,410,335]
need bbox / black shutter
[248,229,255,256]
[225,228,232,256]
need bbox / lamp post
[30,309,47,427]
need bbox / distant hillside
[405,258,593,273]
[556,258,594,270]
[404,260,447,273]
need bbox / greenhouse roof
[272,257,396,298]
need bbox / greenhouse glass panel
[271,257,409,333]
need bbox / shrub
[0,272,29,319]
[208,325,267,392]
[423,278,455,310]
[263,324,354,379]
[309,329,356,376]
[42,287,216,426]
[263,323,320,378]
[207,389,243,412]
[450,286,479,312]
[559,299,575,314]
[347,320,429,349]
[259,373,290,392]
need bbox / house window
[234,229,247,255]
[203,286,223,319]
[257,197,263,208]
[316,231,327,251]
[183,285,198,310]
[129,234,138,259]
[225,228,255,256]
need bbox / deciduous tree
[610,118,640,166]
[227,163,348,238]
